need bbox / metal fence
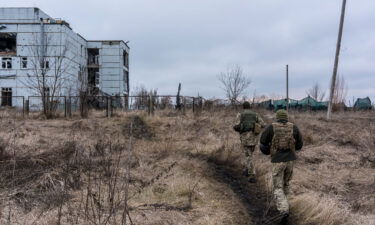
[1,95,370,119]
[0,95,211,118]
[0,96,25,118]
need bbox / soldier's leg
[242,145,250,176]
[284,161,294,196]
[246,146,256,177]
[272,162,289,214]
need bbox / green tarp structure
[257,100,273,110]
[354,97,372,110]
[272,96,328,111]
[289,99,299,108]
[273,99,288,110]
[291,96,328,110]
[262,96,329,111]
[315,101,329,110]
[254,96,355,111]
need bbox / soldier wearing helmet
[234,101,265,183]
[260,109,303,225]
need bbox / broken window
[123,70,129,92]
[21,57,28,69]
[40,60,49,69]
[1,88,12,107]
[78,65,82,81]
[88,68,100,94]
[1,57,12,69]
[95,72,100,87]
[123,50,129,68]
[0,33,17,56]
[44,87,50,96]
[81,45,85,57]
[87,48,99,65]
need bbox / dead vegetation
[0,109,374,224]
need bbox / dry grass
[0,109,374,224]
[254,110,375,225]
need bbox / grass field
[0,109,374,225]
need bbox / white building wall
[0,8,51,23]
[88,41,129,96]
[0,7,129,108]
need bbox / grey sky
[4,0,375,103]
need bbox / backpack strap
[270,122,295,156]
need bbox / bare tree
[131,85,157,110]
[218,65,251,104]
[332,74,348,104]
[306,82,326,101]
[24,30,75,118]
[76,65,89,117]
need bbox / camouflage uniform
[260,110,303,218]
[272,161,294,214]
[237,111,265,177]
[240,132,257,177]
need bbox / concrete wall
[0,7,130,108]
[0,23,86,100]
[88,41,129,96]
[0,8,51,23]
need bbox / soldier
[259,109,303,225]
[234,101,265,183]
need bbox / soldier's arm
[293,125,303,151]
[259,124,273,155]
[235,112,241,124]
[256,114,266,128]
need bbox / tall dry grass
[0,109,374,224]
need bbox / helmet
[243,101,251,109]
[276,109,288,121]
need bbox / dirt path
[187,152,283,225]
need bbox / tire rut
[186,152,281,225]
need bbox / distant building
[0,7,129,107]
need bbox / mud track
[187,152,287,225]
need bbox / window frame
[1,57,12,69]
[40,60,50,69]
[21,57,28,69]
[1,87,13,107]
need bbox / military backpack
[270,122,295,156]
[240,110,257,133]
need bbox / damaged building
[0,7,129,107]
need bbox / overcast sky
[4,0,375,103]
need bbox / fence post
[148,94,154,116]
[151,94,154,115]
[106,96,109,117]
[68,96,72,117]
[64,96,67,118]
[22,97,25,118]
[125,95,129,111]
[192,98,195,113]
[199,97,203,111]
[107,96,112,118]
[183,97,186,114]
[25,99,29,116]
[122,95,126,112]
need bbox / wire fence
[0,95,212,118]
[0,96,25,118]
[0,95,372,119]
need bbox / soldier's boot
[248,177,257,183]
[242,168,249,177]
[279,212,289,225]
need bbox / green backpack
[240,110,257,133]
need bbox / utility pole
[327,0,347,120]
[286,64,289,111]
[176,83,182,110]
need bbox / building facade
[0,7,129,107]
